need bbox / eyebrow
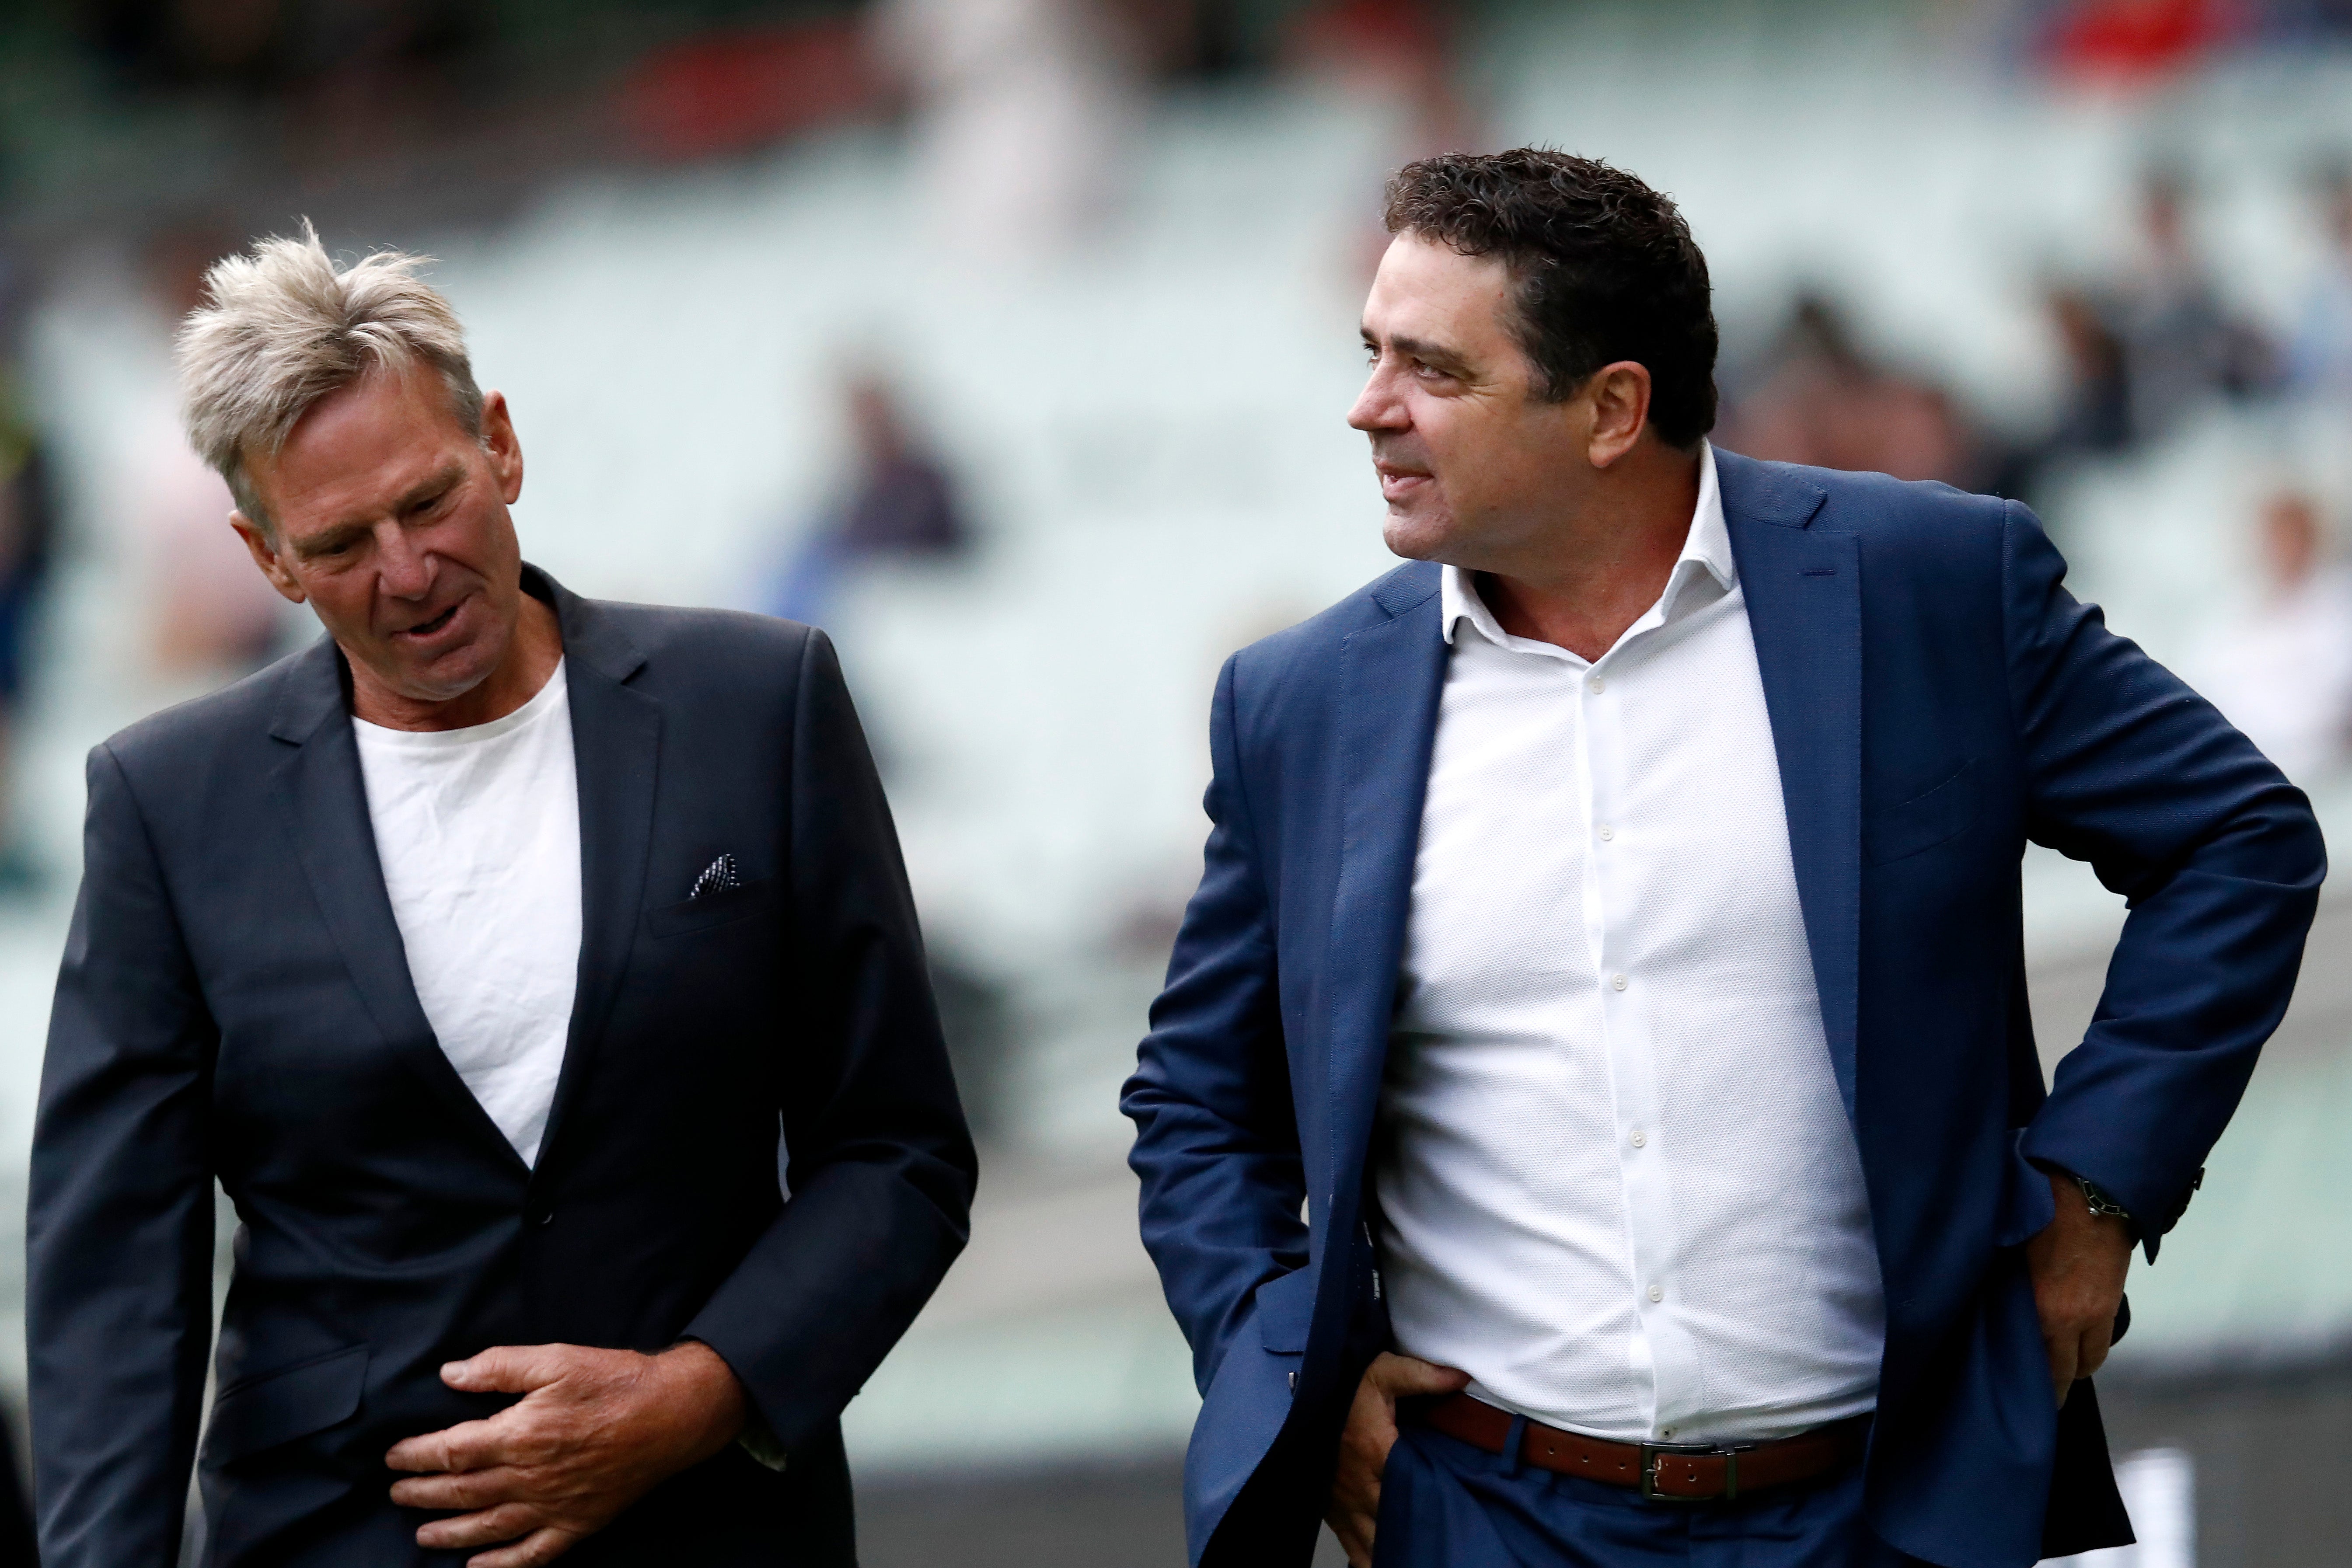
[389,464,465,519]
[293,464,465,559]
[1364,328,1476,379]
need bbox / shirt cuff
[737,1415,789,1472]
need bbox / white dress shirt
[354,661,583,1167]
[1375,444,1886,1445]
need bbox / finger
[387,1415,505,1474]
[414,1502,540,1551]
[2046,1332,2078,1407]
[445,1344,573,1395]
[391,1463,529,1512]
[1372,1354,1474,1398]
[2076,1319,2115,1381]
[468,1526,587,1568]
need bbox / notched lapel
[1720,458,1863,1125]
[529,577,660,1183]
[270,640,529,1173]
[1326,589,1448,1196]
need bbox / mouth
[1375,463,1434,502]
[392,602,461,642]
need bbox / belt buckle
[1639,1440,1744,1503]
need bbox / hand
[1324,1352,1469,1568]
[385,1341,749,1568]
[2024,1170,2134,1408]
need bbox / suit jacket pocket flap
[202,1344,368,1467]
[1865,758,1981,866]
[645,878,778,938]
[1256,1266,1318,1354]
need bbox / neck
[1477,443,1702,661]
[349,592,564,732]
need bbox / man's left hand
[386,1340,749,1568]
[2024,1170,2134,1408]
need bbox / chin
[1382,511,1455,563]
[394,643,499,704]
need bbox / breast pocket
[644,878,779,938]
[1865,759,1982,866]
[200,1344,369,1470]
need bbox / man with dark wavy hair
[1125,149,2321,1567]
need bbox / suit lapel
[527,571,658,1183]
[271,639,529,1172]
[1716,452,1862,1123]
[1326,568,1448,1201]
[266,570,659,1180]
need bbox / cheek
[444,504,515,568]
[1404,399,1455,464]
[298,576,373,631]
[1416,412,1488,498]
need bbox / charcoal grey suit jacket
[28,566,975,1566]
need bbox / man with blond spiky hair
[26,226,975,1568]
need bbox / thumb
[1377,1354,1473,1399]
[442,1343,569,1394]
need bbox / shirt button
[1598,824,1615,841]
[1630,1129,1647,1148]
[1648,1284,1664,1303]
[1589,676,1606,694]
[1611,973,1628,991]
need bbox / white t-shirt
[354,661,583,1167]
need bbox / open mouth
[395,603,460,641]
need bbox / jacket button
[527,1206,553,1227]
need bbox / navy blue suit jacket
[28,569,976,1567]
[1123,453,2323,1568]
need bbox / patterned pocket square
[690,854,743,898]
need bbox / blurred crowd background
[4,0,2352,1563]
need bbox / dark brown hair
[1383,149,1718,448]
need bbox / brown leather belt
[1418,1394,1869,1503]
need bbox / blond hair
[175,222,483,529]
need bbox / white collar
[1441,440,1732,647]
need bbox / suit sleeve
[684,629,977,1451]
[2004,503,2326,1245]
[1121,655,1307,1392]
[27,743,217,1568]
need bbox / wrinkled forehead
[247,369,477,537]
[1361,232,1518,352]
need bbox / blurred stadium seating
[6,1,2352,1562]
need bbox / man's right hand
[1324,1352,1470,1568]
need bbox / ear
[230,513,309,605]
[1584,362,1654,469]
[480,390,523,505]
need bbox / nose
[373,521,434,600]
[1348,362,1406,435]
